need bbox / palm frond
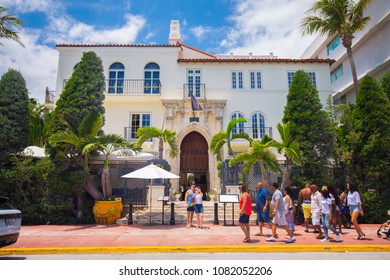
[135,126,161,147]
[80,113,102,137]
[163,130,179,158]
[226,117,247,134]
[49,130,81,147]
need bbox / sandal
[254,233,263,236]
[243,238,251,243]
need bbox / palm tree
[0,6,24,47]
[229,135,281,191]
[210,117,251,161]
[271,122,302,188]
[301,0,372,93]
[50,113,139,199]
[84,135,139,198]
[136,126,178,160]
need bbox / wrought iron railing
[45,87,55,104]
[63,79,161,95]
[183,84,206,99]
[231,126,273,140]
[124,127,154,142]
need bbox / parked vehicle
[0,196,22,248]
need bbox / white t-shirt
[347,191,361,206]
[311,192,322,213]
[194,193,203,205]
[320,198,332,214]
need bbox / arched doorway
[180,131,209,194]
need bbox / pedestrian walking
[238,185,252,243]
[255,181,271,237]
[347,183,366,239]
[299,183,312,232]
[320,189,341,242]
[310,184,324,239]
[266,182,295,243]
[283,186,295,232]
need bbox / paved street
[2,252,389,260]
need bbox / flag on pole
[190,92,203,111]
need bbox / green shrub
[360,191,390,224]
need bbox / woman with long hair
[347,183,365,239]
[328,185,342,234]
[283,186,295,232]
[320,189,341,242]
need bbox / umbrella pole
[149,179,152,225]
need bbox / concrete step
[117,201,258,225]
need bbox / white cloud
[46,13,146,44]
[0,2,146,102]
[1,0,58,13]
[0,30,58,102]
[221,0,316,58]
[190,25,213,40]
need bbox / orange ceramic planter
[93,200,123,224]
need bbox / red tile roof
[56,44,179,48]
[178,43,217,59]
[178,58,335,64]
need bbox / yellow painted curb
[1,245,390,255]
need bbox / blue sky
[0,0,316,101]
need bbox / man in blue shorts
[255,181,271,236]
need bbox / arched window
[144,63,160,94]
[108,62,125,94]
[230,112,245,135]
[251,112,266,139]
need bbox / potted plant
[50,113,140,224]
[174,190,182,201]
[89,140,140,224]
[208,189,217,202]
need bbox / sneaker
[266,236,276,242]
[320,238,329,242]
[336,235,341,242]
[286,237,296,243]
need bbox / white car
[0,196,22,248]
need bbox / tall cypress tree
[49,51,105,133]
[283,70,335,185]
[0,69,30,161]
[380,71,390,100]
[352,75,390,191]
[47,51,106,219]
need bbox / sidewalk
[1,223,389,255]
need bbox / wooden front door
[180,132,209,193]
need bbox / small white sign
[219,194,239,203]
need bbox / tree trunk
[262,172,272,194]
[101,167,112,198]
[158,138,163,160]
[75,191,83,220]
[85,179,103,200]
[346,46,359,94]
[281,165,292,188]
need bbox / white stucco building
[301,0,390,104]
[54,20,333,193]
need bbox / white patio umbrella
[121,163,180,225]
[22,146,47,158]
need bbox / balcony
[231,126,273,140]
[44,87,55,109]
[63,79,161,95]
[230,126,273,153]
[183,84,206,99]
[124,127,155,153]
